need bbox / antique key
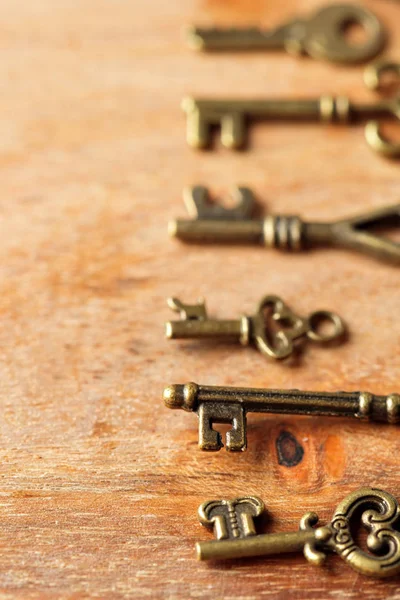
[163,382,400,451]
[187,4,385,64]
[195,488,400,577]
[169,186,400,264]
[182,61,400,156]
[165,295,345,360]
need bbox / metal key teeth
[263,215,305,251]
[198,497,265,541]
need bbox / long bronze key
[163,382,400,451]
[165,295,345,360]
[169,186,400,264]
[187,4,385,64]
[195,488,400,578]
[182,61,400,156]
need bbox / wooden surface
[0,0,400,598]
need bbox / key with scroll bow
[195,488,400,578]
[182,61,400,157]
[165,295,345,360]
[169,186,400,264]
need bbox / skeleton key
[169,186,400,264]
[187,4,385,64]
[195,488,400,578]
[165,295,345,360]
[181,61,400,156]
[163,382,400,451]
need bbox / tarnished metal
[169,186,400,264]
[196,488,400,578]
[165,295,345,360]
[187,4,385,64]
[181,61,400,156]
[163,382,400,451]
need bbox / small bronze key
[182,61,400,156]
[163,382,400,451]
[187,4,385,64]
[165,295,345,360]
[169,186,400,264]
[196,488,400,578]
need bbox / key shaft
[166,318,243,340]
[196,530,315,561]
[165,382,398,419]
[170,217,265,245]
[187,25,297,52]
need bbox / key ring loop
[304,4,386,64]
[307,310,345,343]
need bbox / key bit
[195,488,400,578]
[181,61,400,156]
[165,294,345,360]
[187,4,386,64]
[163,382,400,451]
[169,186,400,265]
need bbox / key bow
[301,4,385,64]
[328,487,400,577]
[252,295,344,359]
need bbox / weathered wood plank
[0,0,399,597]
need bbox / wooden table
[0,0,399,598]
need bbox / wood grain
[0,0,399,598]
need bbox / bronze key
[169,186,400,264]
[165,295,345,360]
[195,488,400,578]
[163,382,400,451]
[187,4,385,64]
[182,61,400,156]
